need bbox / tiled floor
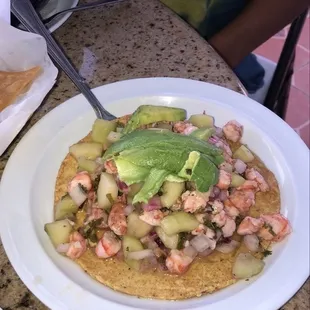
[254,15,310,147]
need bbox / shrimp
[108,202,127,235]
[237,216,264,235]
[216,170,232,190]
[222,217,236,237]
[237,180,259,191]
[117,192,127,204]
[222,120,243,142]
[192,224,208,235]
[211,199,224,214]
[95,231,121,258]
[182,190,209,213]
[229,189,255,214]
[171,197,183,211]
[245,168,269,192]
[165,249,194,274]
[224,200,240,218]
[68,171,92,207]
[211,210,227,228]
[104,159,118,174]
[215,139,233,157]
[173,121,198,135]
[139,210,164,226]
[85,207,108,228]
[208,137,233,163]
[66,232,87,259]
[258,214,291,242]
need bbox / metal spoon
[42,0,126,24]
[11,0,116,120]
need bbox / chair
[250,9,308,119]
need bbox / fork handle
[11,0,116,120]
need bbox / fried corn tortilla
[0,66,41,112]
[54,117,280,300]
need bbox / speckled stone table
[0,0,309,309]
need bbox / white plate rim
[18,0,79,33]
[46,0,79,33]
[0,77,309,310]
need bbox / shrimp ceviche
[45,105,291,300]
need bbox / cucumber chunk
[44,219,72,247]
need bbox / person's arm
[208,0,309,68]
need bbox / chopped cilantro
[78,183,88,194]
[157,190,163,197]
[235,216,243,226]
[263,223,276,236]
[204,219,218,231]
[92,175,100,191]
[106,193,114,204]
[177,232,187,250]
[262,249,272,257]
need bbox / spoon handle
[11,0,116,120]
[43,0,126,24]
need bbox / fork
[11,0,116,120]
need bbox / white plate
[42,0,79,33]
[0,78,309,310]
[19,0,79,33]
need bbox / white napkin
[0,19,58,156]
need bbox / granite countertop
[0,0,308,309]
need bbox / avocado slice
[122,105,186,134]
[178,151,219,192]
[132,168,169,204]
[103,130,223,162]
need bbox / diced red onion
[199,248,214,257]
[127,249,154,260]
[124,204,134,216]
[115,248,124,260]
[69,186,87,207]
[56,243,70,253]
[140,235,158,250]
[215,127,223,138]
[216,230,222,241]
[158,259,168,272]
[234,159,247,174]
[86,202,93,215]
[183,245,198,259]
[117,179,129,194]
[212,186,221,198]
[149,231,158,238]
[219,190,228,202]
[208,136,220,144]
[216,240,240,254]
[139,255,158,272]
[190,234,211,253]
[153,247,168,258]
[142,196,162,211]
[243,234,260,252]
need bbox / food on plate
[0,66,41,112]
[45,105,291,300]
